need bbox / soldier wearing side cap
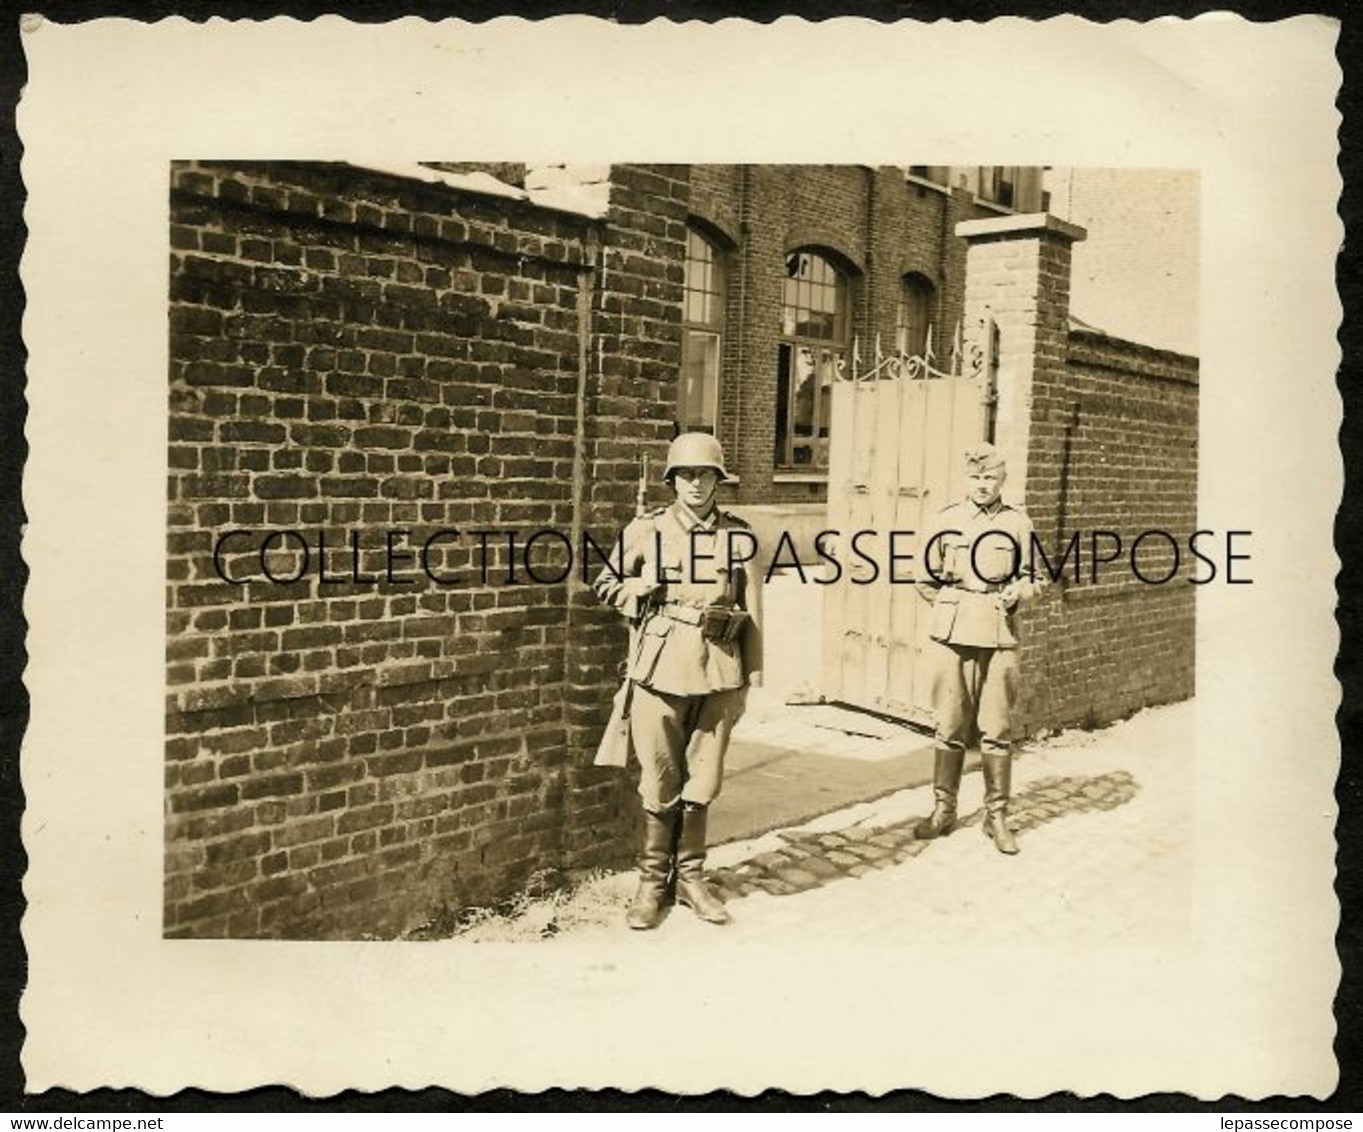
[914,442,1045,855]
[592,433,763,929]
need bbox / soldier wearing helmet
[914,442,1045,855]
[593,432,763,929]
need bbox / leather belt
[655,602,705,626]
[948,581,1006,595]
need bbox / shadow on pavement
[708,735,950,847]
[706,770,1141,901]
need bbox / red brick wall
[166,161,683,938]
[1016,329,1199,733]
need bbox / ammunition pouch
[720,608,752,643]
[700,602,729,641]
[656,600,751,644]
[700,601,751,644]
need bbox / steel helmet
[663,432,730,482]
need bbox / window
[776,250,850,471]
[975,166,1046,212]
[896,274,936,360]
[977,166,1019,209]
[680,227,726,432]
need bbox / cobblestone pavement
[704,769,1140,900]
[716,699,1191,946]
[457,700,1193,944]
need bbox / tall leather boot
[626,808,678,930]
[674,803,731,925]
[914,745,966,839]
[981,749,1020,855]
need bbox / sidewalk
[453,699,1194,944]
[708,687,943,845]
[708,567,942,846]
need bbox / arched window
[776,250,850,470]
[680,227,727,432]
[896,274,936,360]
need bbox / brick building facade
[165,162,1197,939]
[685,166,1043,514]
[166,161,686,938]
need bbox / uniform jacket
[594,502,764,696]
[916,498,1043,649]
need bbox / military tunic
[916,498,1043,752]
[594,502,763,812]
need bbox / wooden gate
[820,323,994,723]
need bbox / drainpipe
[863,164,877,347]
[734,165,751,491]
[566,225,600,665]
[938,174,951,335]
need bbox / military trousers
[630,682,746,813]
[929,640,1018,753]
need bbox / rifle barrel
[636,454,649,516]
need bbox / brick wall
[1016,329,1199,732]
[958,213,1198,736]
[165,161,682,938]
[560,164,690,869]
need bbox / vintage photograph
[165,161,1201,943]
[20,15,1338,1097]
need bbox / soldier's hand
[619,576,661,601]
[1000,581,1023,609]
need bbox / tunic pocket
[930,591,959,642]
[952,590,1004,648]
[630,616,672,683]
[974,534,1019,586]
[997,606,1018,649]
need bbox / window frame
[896,273,937,361]
[775,249,852,472]
[976,166,1020,210]
[679,225,727,433]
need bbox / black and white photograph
[163,161,1201,944]
[17,15,1341,1100]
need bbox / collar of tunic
[670,500,717,533]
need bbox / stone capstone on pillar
[955,211,1087,505]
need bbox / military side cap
[964,442,1006,471]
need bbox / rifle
[594,451,653,769]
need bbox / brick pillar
[956,212,1085,501]
[956,212,1086,736]
[558,165,689,871]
